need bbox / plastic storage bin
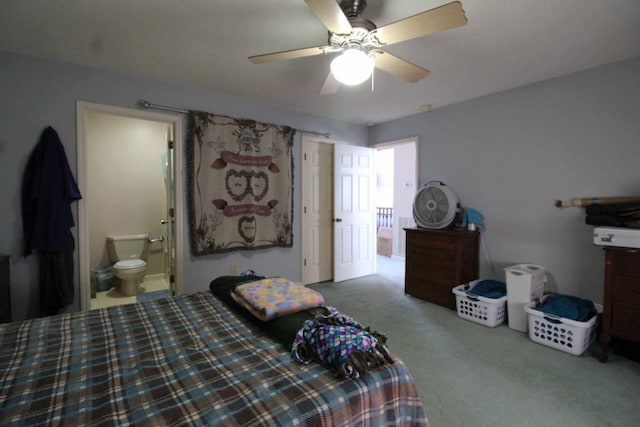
[92,266,114,292]
[504,264,546,301]
[505,264,546,332]
[452,281,507,327]
[525,297,598,356]
[507,301,529,332]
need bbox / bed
[0,284,427,426]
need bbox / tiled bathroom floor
[90,277,169,310]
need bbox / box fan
[412,181,460,229]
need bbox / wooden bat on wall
[555,196,640,208]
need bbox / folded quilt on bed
[230,277,325,322]
[210,276,330,347]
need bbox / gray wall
[370,57,640,304]
[0,51,367,321]
[3,50,638,320]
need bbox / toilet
[106,234,149,297]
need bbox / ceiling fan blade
[373,51,430,83]
[319,71,341,95]
[375,1,467,46]
[249,45,331,64]
[305,0,352,35]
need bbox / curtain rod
[139,100,188,114]
[138,100,331,139]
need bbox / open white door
[333,144,376,282]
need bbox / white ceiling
[1,0,639,125]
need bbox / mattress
[0,291,427,426]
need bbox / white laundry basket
[452,281,507,328]
[525,297,598,356]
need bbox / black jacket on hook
[22,126,82,315]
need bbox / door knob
[335,218,342,223]
[161,219,168,224]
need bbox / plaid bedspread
[0,292,427,426]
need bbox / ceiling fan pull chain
[371,68,375,92]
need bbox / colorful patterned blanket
[230,276,325,321]
[292,306,395,379]
[0,292,428,426]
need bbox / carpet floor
[308,260,640,427]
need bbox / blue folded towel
[466,279,506,299]
[461,208,484,229]
[533,294,596,322]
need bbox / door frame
[300,136,335,285]
[372,136,419,257]
[301,134,338,284]
[301,135,376,284]
[75,101,184,311]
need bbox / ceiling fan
[249,0,468,95]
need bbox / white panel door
[301,140,333,285]
[334,144,375,282]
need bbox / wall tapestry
[187,111,295,255]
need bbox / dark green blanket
[209,275,329,347]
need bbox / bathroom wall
[87,111,167,277]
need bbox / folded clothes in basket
[532,294,596,322]
[466,280,506,299]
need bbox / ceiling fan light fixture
[330,48,374,86]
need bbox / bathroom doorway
[76,102,184,311]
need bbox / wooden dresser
[404,228,479,309]
[598,246,640,362]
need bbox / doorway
[300,136,376,285]
[373,138,418,280]
[76,102,184,311]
